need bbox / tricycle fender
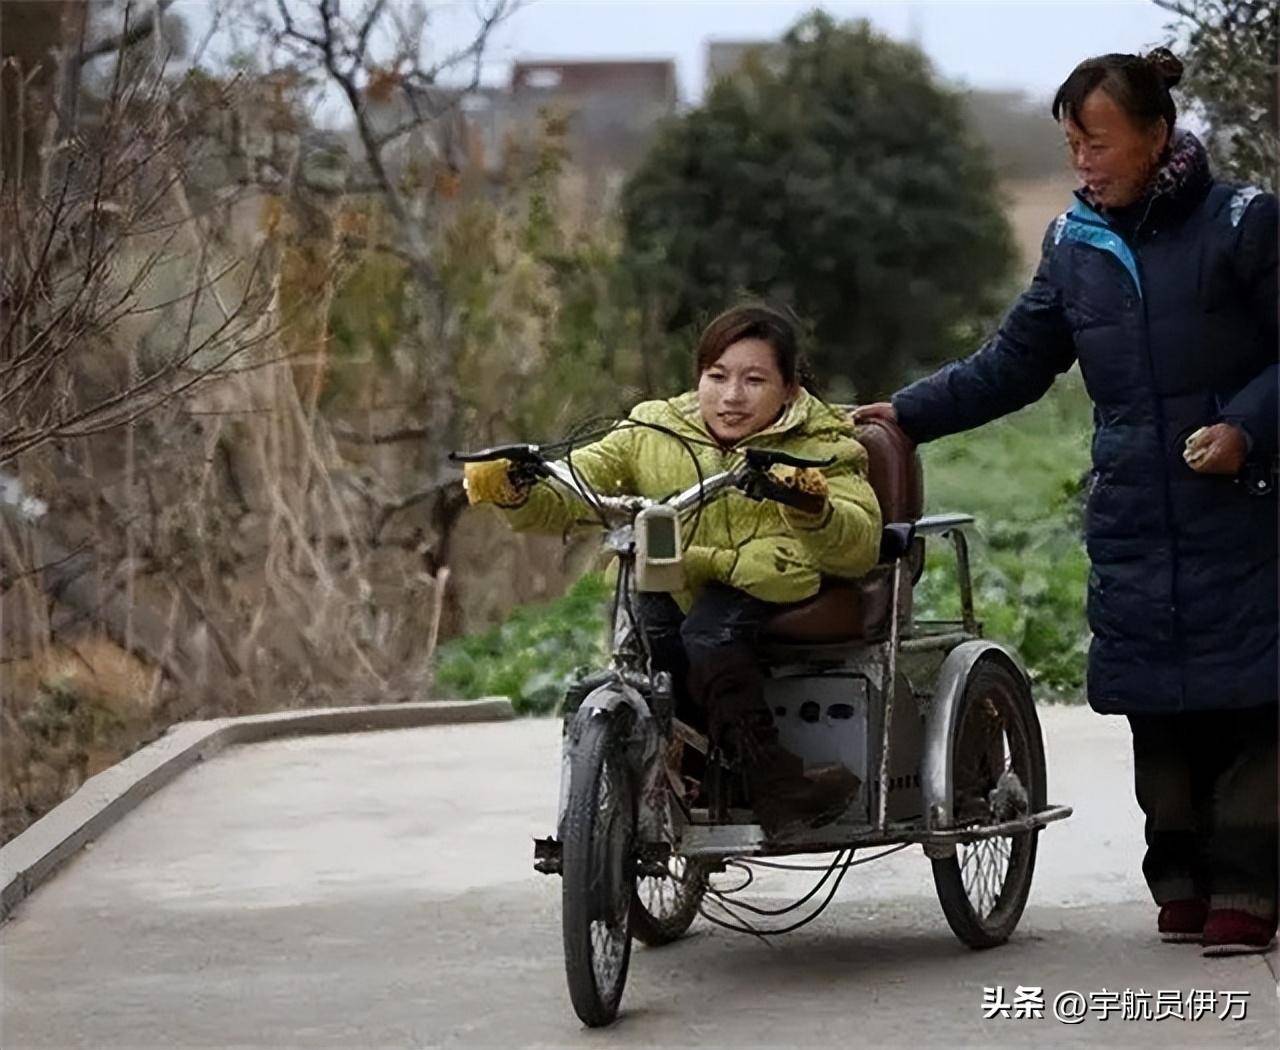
[558,683,667,844]
[920,640,1033,832]
[578,681,653,720]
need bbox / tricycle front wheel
[931,658,1046,949]
[561,708,636,1027]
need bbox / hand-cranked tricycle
[452,417,1072,1028]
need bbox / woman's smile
[697,337,796,445]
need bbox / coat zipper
[1118,217,1185,708]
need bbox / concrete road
[1,707,1276,1049]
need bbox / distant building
[705,40,784,86]
[438,59,677,215]
[508,60,676,171]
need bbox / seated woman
[463,303,882,832]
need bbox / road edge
[0,698,514,921]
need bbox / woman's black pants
[1127,705,1278,920]
[635,583,784,742]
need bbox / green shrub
[434,573,612,714]
[19,675,126,745]
[915,374,1092,699]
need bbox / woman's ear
[1149,117,1171,161]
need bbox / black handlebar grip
[448,443,541,464]
[743,448,836,471]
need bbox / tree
[0,0,267,466]
[250,0,520,417]
[619,12,1017,400]
[1,0,632,843]
[1156,0,1278,190]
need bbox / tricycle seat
[763,417,923,644]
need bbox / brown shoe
[1201,909,1278,956]
[748,741,861,835]
[1158,898,1207,943]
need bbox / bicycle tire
[561,709,636,1027]
[931,658,1047,949]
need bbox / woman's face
[697,338,796,445]
[1062,88,1168,209]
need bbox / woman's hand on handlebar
[740,464,829,516]
[851,402,897,425]
[771,465,829,518]
[462,459,535,507]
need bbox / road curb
[0,698,513,921]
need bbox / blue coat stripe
[1055,200,1144,299]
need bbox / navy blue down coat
[893,134,1277,715]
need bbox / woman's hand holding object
[1183,424,1248,475]
[463,459,532,507]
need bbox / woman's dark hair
[1051,48,1183,134]
[694,302,818,391]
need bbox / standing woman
[857,50,1277,954]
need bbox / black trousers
[1127,705,1278,920]
[636,583,787,741]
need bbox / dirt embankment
[1002,172,1080,279]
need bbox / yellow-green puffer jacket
[496,389,882,607]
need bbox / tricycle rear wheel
[631,739,708,946]
[931,658,1046,949]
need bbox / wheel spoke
[630,762,710,948]
[960,832,1021,919]
[587,749,632,995]
[955,692,1024,919]
[933,665,1041,950]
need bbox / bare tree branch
[0,537,93,591]
[262,0,517,289]
[354,0,389,69]
[330,424,429,444]
[189,2,226,68]
[79,0,177,66]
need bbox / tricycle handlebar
[447,444,544,465]
[449,438,834,523]
[742,448,835,471]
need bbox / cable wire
[559,414,717,539]
[696,844,910,938]
[552,413,721,675]
[734,853,850,872]
[707,852,846,918]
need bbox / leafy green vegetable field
[915,371,1092,697]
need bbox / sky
[476,0,1174,102]
[177,0,1176,106]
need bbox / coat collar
[665,388,817,449]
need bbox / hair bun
[1145,47,1184,87]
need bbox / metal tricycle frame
[527,456,1070,864]
[453,436,1073,1028]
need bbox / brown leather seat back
[762,416,923,645]
[855,417,923,524]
